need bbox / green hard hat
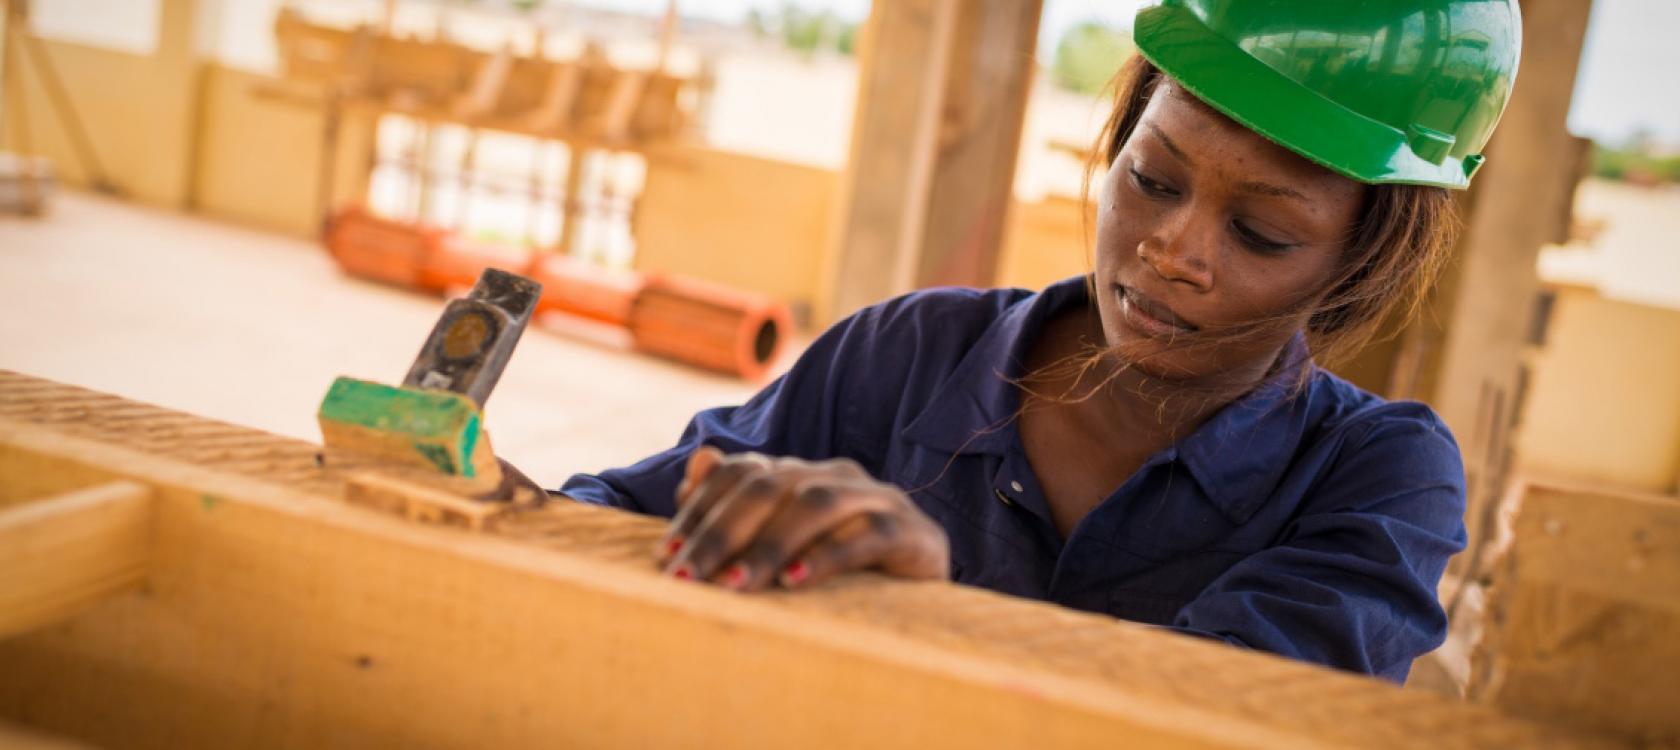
[1132,0,1522,189]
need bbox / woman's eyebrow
[1145,121,1309,203]
[1145,122,1193,165]
[1236,180,1310,203]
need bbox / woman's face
[1093,81,1366,381]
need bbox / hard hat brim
[1133,5,1483,189]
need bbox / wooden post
[1335,0,1595,581]
[821,0,1042,324]
[913,2,1042,290]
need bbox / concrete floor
[0,192,782,490]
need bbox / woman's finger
[779,512,893,588]
[729,479,898,591]
[783,510,950,587]
[674,445,724,509]
[668,470,796,582]
[659,452,769,560]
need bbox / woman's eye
[1129,167,1176,197]
[1232,220,1294,254]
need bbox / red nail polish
[724,564,749,588]
[673,564,693,580]
[663,536,684,558]
[782,560,809,586]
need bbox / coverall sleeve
[1171,414,1468,683]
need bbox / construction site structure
[274,7,709,256]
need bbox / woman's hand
[658,446,950,591]
[486,458,549,507]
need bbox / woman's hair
[1071,55,1459,385]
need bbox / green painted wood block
[317,377,493,478]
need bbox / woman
[554,0,1521,684]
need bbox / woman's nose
[1137,212,1215,290]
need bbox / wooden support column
[1342,0,1595,578]
[0,480,152,640]
[822,0,1042,324]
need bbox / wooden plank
[0,371,1620,749]
[343,471,506,531]
[1508,483,1680,607]
[1472,481,1680,744]
[0,480,152,640]
[451,49,512,119]
[0,719,93,750]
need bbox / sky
[568,0,1679,145]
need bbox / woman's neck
[1023,306,1279,448]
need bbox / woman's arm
[559,293,922,516]
[1170,412,1467,683]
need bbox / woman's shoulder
[1303,366,1464,447]
[847,285,1033,334]
[1302,368,1463,476]
[821,284,1037,363]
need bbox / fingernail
[723,563,749,589]
[661,536,684,560]
[672,564,693,581]
[780,560,809,587]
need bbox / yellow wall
[1517,287,1680,493]
[190,65,328,237]
[634,153,1098,320]
[1,0,201,207]
[634,146,838,317]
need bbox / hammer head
[318,268,543,482]
[403,268,542,407]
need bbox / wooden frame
[1472,479,1680,744]
[0,371,1615,748]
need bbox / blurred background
[0,0,1676,737]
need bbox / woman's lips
[1116,285,1197,338]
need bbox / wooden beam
[0,719,92,750]
[822,0,1041,324]
[0,480,152,641]
[0,371,1619,749]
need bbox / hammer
[317,268,542,499]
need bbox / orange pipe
[323,208,791,380]
[630,274,792,382]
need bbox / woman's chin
[1103,327,1207,382]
